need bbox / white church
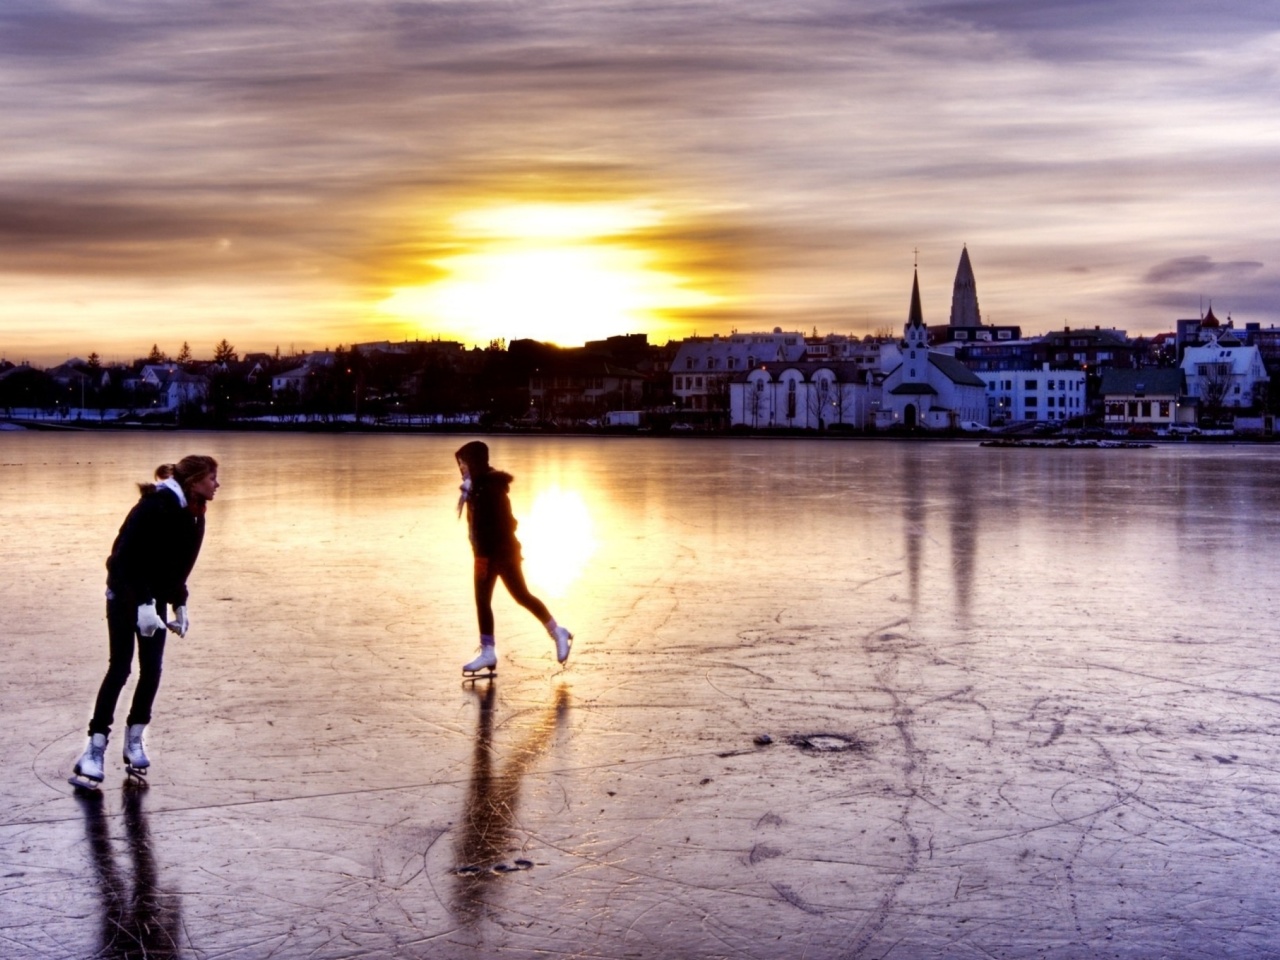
[876,265,990,430]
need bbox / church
[877,258,990,429]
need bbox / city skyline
[3,0,1279,366]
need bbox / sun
[376,201,716,345]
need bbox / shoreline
[2,415,1272,444]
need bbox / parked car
[957,420,989,433]
[1168,424,1201,436]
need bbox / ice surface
[3,432,1280,958]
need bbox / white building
[1180,337,1269,413]
[729,361,878,430]
[980,363,1088,424]
[878,270,988,429]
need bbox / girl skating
[455,441,572,676]
[71,455,219,790]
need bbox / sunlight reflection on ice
[520,486,596,598]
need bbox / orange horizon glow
[374,200,722,348]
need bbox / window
[1141,401,1151,418]
[755,379,763,392]
[1026,380,1038,390]
[1025,396,1037,407]
[686,357,694,370]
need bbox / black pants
[474,554,551,637]
[89,594,168,738]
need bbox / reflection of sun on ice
[519,488,595,599]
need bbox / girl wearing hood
[71,455,219,789]
[455,440,572,676]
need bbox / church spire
[949,245,981,326]
[904,267,929,352]
[908,268,925,328]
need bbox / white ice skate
[551,625,573,665]
[462,645,498,679]
[68,733,107,792]
[123,724,149,780]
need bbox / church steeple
[904,268,928,351]
[949,245,981,327]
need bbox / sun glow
[377,201,717,345]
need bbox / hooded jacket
[105,478,206,607]
[456,441,520,559]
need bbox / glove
[167,605,190,637]
[137,602,167,637]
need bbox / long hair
[139,455,218,497]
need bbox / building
[1180,337,1269,417]
[728,361,877,430]
[670,330,807,415]
[528,356,646,420]
[928,247,1022,345]
[1099,368,1187,429]
[980,364,1088,424]
[879,270,988,429]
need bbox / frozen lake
[3,432,1280,958]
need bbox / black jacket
[464,470,520,559]
[105,485,205,607]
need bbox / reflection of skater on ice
[76,784,184,958]
[451,682,570,926]
[455,441,573,676]
[71,456,220,791]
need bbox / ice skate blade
[462,669,497,683]
[68,774,102,794]
[125,765,149,784]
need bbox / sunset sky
[2,0,1278,366]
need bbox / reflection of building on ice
[76,786,183,958]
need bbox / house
[528,354,647,420]
[129,363,209,411]
[878,270,988,429]
[670,330,807,415]
[1099,368,1187,429]
[1180,337,1269,417]
[728,361,877,430]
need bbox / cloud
[1144,256,1264,285]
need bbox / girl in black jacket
[71,455,219,789]
[455,441,572,676]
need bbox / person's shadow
[450,681,570,928]
[75,783,183,959]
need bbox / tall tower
[949,246,981,327]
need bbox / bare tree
[1197,359,1233,423]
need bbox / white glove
[137,602,167,637]
[167,605,190,637]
